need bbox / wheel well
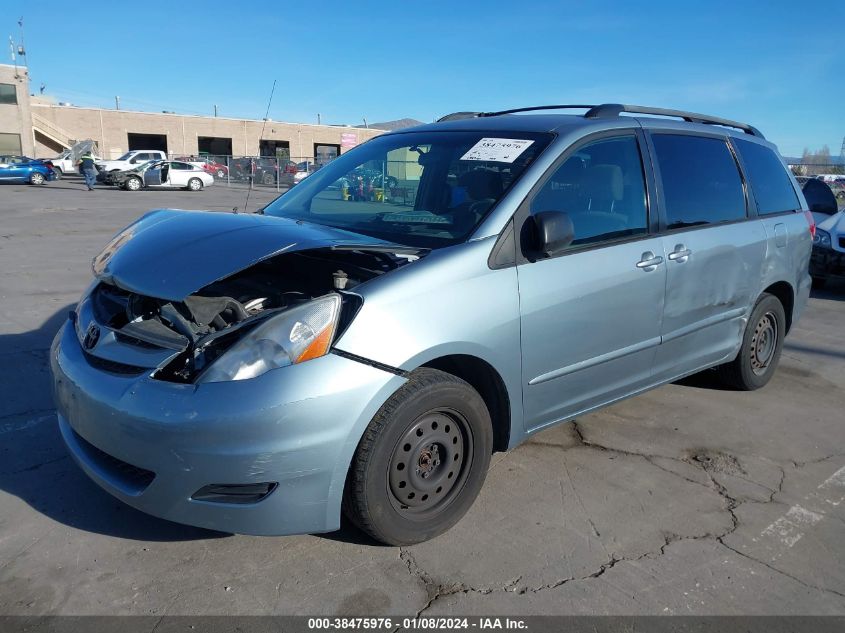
[763,281,794,333]
[421,355,510,452]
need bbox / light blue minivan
[51,104,813,544]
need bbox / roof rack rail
[436,103,763,138]
[585,104,763,137]
[436,111,481,122]
[437,105,596,122]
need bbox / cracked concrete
[1,183,844,616]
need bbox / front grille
[71,428,155,494]
[82,350,148,376]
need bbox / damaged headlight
[197,294,342,383]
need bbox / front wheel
[717,293,786,390]
[343,368,493,545]
[216,169,226,178]
[125,176,142,191]
[52,167,63,180]
[187,177,203,191]
[29,172,45,185]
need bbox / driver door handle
[668,244,692,262]
[636,252,664,271]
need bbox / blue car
[0,155,56,185]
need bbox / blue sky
[2,1,843,156]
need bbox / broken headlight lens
[197,294,342,383]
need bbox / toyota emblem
[83,323,100,350]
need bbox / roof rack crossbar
[585,103,763,137]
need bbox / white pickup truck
[45,141,100,178]
[96,150,168,174]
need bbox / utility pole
[214,104,218,117]
[115,96,120,110]
[317,113,321,125]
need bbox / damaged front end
[77,247,418,384]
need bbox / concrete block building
[0,64,384,162]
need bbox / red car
[175,157,229,178]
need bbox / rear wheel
[343,368,493,545]
[52,167,63,180]
[29,172,45,185]
[125,176,142,191]
[717,293,785,390]
[216,169,225,178]
[187,177,203,191]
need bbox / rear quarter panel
[758,211,812,325]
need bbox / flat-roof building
[0,64,384,162]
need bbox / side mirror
[532,210,574,257]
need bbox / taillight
[803,210,816,238]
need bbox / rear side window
[652,134,746,229]
[733,139,799,215]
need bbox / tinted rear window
[652,134,746,229]
[733,138,799,215]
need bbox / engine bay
[86,247,418,382]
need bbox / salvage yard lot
[1,179,844,615]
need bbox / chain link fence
[168,154,330,191]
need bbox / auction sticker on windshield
[460,138,534,163]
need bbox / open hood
[93,209,404,301]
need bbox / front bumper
[810,245,845,279]
[50,319,405,535]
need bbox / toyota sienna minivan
[51,104,813,545]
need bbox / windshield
[263,130,552,248]
[116,152,134,161]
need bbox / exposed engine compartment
[86,248,418,382]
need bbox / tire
[717,293,786,391]
[53,167,63,180]
[343,368,493,545]
[261,172,274,185]
[29,172,45,185]
[811,276,827,290]
[126,176,142,191]
[216,169,225,178]
[187,177,203,191]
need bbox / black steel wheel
[717,292,786,390]
[343,368,493,545]
[387,408,472,518]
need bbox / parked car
[47,144,101,178]
[96,150,168,179]
[0,155,57,184]
[110,159,213,191]
[202,159,228,178]
[51,103,811,545]
[293,160,317,184]
[804,178,845,287]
